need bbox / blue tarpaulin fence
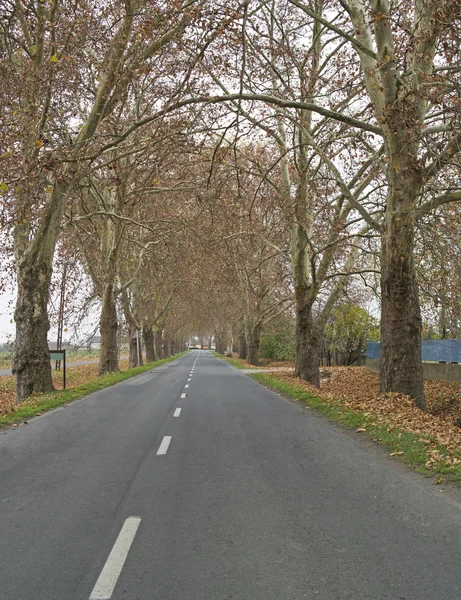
[367,339,461,363]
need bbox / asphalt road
[1,350,461,600]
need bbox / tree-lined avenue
[1,351,461,599]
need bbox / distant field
[0,349,104,370]
[0,353,12,369]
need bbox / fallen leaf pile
[258,358,296,370]
[269,366,461,470]
[0,359,130,417]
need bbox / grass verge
[0,352,188,428]
[250,372,461,485]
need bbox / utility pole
[56,263,67,370]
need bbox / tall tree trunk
[380,171,425,408]
[215,336,222,354]
[294,297,321,387]
[143,326,155,362]
[13,260,54,402]
[154,329,164,359]
[129,326,142,368]
[164,337,171,357]
[12,177,71,401]
[238,331,247,360]
[99,283,119,376]
[247,326,260,366]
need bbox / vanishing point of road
[1,350,461,599]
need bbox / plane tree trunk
[12,182,68,402]
[128,325,143,368]
[99,282,120,376]
[215,335,224,355]
[13,259,55,401]
[143,326,155,362]
[379,157,425,409]
[294,292,321,387]
[238,332,247,360]
[247,325,260,366]
[154,329,164,359]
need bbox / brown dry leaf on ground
[0,377,16,416]
[259,358,296,370]
[269,365,461,468]
[0,360,131,417]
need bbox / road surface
[1,350,461,599]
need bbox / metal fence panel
[367,339,461,363]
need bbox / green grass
[0,352,188,428]
[65,349,101,362]
[250,372,461,485]
[0,352,12,369]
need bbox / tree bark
[129,325,143,368]
[99,283,119,376]
[294,298,321,387]
[238,332,247,360]
[143,326,155,362]
[164,337,171,357]
[154,329,164,359]
[215,336,224,354]
[380,169,425,408]
[247,326,260,366]
[12,260,55,402]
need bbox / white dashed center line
[185,384,189,389]
[187,378,191,381]
[89,517,141,600]
[174,408,181,417]
[156,436,172,455]
[181,393,186,399]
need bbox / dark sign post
[50,350,66,389]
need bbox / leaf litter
[0,360,130,418]
[257,363,461,472]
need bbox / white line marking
[185,384,189,389]
[181,393,186,399]
[174,408,181,417]
[89,517,141,600]
[187,378,191,381]
[191,351,200,370]
[156,436,172,455]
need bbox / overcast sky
[0,291,15,343]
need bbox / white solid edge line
[156,435,172,455]
[174,408,181,417]
[89,517,141,600]
[181,393,186,398]
[185,384,189,388]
